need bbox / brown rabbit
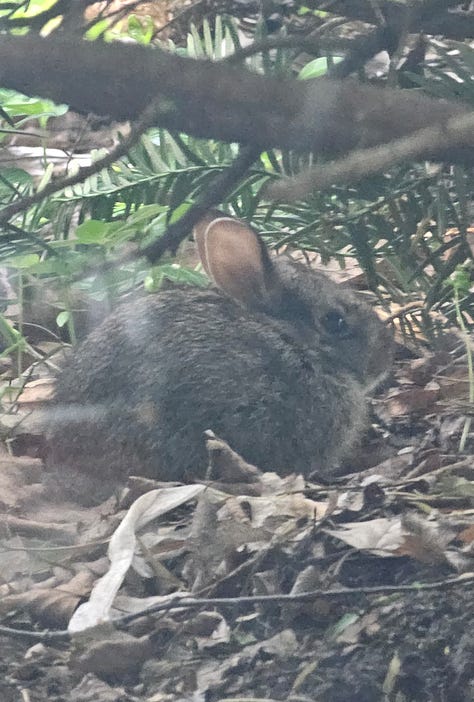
[47,213,393,498]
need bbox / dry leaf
[458,525,474,544]
[16,378,55,408]
[69,673,128,702]
[69,484,205,633]
[387,384,440,417]
[72,631,154,677]
[0,584,85,628]
[326,517,405,555]
[205,431,262,483]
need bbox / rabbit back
[48,215,392,495]
[51,286,366,485]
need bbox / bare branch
[142,146,260,261]
[268,110,474,200]
[0,35,471,163]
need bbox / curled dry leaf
[335,489,366,513]
[0,570,95,628]
[0,514,76,542]
[287,565,333,619]
[386,383,440,417]
[407,355,444,386]
[0,454,44,512]
[68,484,205,633]
[204,430,262,483]
[188,488,260,591]
[398,513,455,566]
[78,469,328,616]
[15,378,55,409]
[334,611,381,645]
[458,525,474,545]
[7,586,78,627]
[182,611,231,650]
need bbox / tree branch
[306,0,474,40]
[268,110,474,200]
[142,146,260,261]
[0,572,471,641]
[0,35,471,162]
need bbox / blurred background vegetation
[0,0,473,375]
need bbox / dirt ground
[1,587,473,702]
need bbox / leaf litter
[0,339,473,701]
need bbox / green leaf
[0,91,67,119]
[6,254,40,269]
[329,613,360,639]
[145,264,208,292]
[127,204,168,225]
[0,167,33,188]
[0,314,23,347]
[169,201,192,223]
[203,18,214,58]
[446,265,472,296]
[86,18,109,40]
[56,310,70,328]
[298,56,344,80]
[127,14,154,45]
[75,220,110,244]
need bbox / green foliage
[126,15,154,45]
[298,56,344,79]
[406,39,474,103]
[0,89,67,128]
[0,18,472,352]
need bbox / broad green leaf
[298,56,343,80]
[75,220,110,244]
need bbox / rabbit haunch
[49,215,393,487]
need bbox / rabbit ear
[193,210,223,277]
[193,215,279,307]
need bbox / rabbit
[47,212,393,499]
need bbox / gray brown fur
[48,216,393,496]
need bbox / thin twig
[0,572,472,642]
[385,300,425,324]
[82,0,145,34]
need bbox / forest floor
[0,319,473,702]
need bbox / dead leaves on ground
[0,346,473,699]
[1,438,473,692]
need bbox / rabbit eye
[323,311,351,337]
